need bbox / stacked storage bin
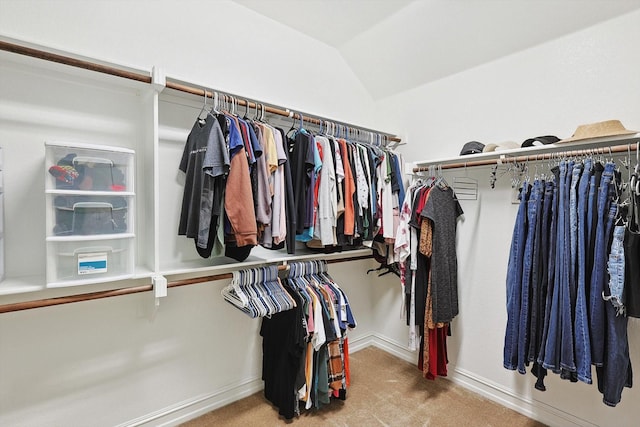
[45,142,135,287]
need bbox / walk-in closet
[1,2,639,426]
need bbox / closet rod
[0,39,402,144]
[165,80,402,143]
[0,40,152,84]
[412,141,639,173]
[0,254,373,314]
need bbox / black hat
[521,135,560,148]
[460,141,485,155]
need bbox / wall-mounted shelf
[411,133,640,172]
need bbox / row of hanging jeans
[503,157,633,407]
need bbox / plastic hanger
[197,88,211,125]
[242,99,250,120]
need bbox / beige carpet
[182,346,546,426]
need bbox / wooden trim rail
[0,40,152,83]
[0,39,401,144]
[0,255,374,314]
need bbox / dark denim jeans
[597,297,633,406]
[569,162,582,303]
[574,158,593,383]
[518,179,542,373]
[539,169,559,371]
[560,161,576,373]
[544,162,571,373]
[587,162,605,279]
[528,180,551,363]
[589,162,616,367]
[504,183,530,371]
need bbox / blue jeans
[604,225,626,314]
[518,179,542,373]
[587,162,605,281]
[574,158,593,383]
[528,180,551,363]
[539,169,559,370]
[504,182,530,371]
[544,162,571,373]
[589,162,616,366]
[569,163,582,304]
[560,161,576,373]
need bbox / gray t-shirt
[178,115,229,250]
[421,186,464,323]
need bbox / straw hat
[559,119,637,143]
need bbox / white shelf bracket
[151,66,166,92]
[152,274,168,307]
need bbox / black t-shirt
[260,287,305,419]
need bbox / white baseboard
[115,376,264,427]
[449,367,598,427]
[122,332,595,427]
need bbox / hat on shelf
[460,141,485,155]
[483,141,520,152]
[559,120,637,143]
[521,135,560,148]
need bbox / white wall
[375,10,640,427]
[0,0,375,127]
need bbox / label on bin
[78,252,108,275]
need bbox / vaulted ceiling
[233,0,640,100]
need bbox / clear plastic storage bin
[47,194,133,236]
[46,237,134,287]
[45,142,134,193]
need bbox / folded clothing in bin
[53,195,128,235]
[49,153,126,191]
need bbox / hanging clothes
[259,261,356,420]
[502,156,633,407]
[179,104,405,260]
[178,113,229,258]
[394,174,463,379]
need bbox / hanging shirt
[289,131,314,236]
[224,117,258,247]
[354,145,369,215]
[421,186,464,323]
[314,136,337,246]
[338,139,355,237]
[251,123,273,226]
[271,128,288,245]
[178,114,229,258]
[380,152,395,239]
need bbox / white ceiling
[233,0,640,100]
